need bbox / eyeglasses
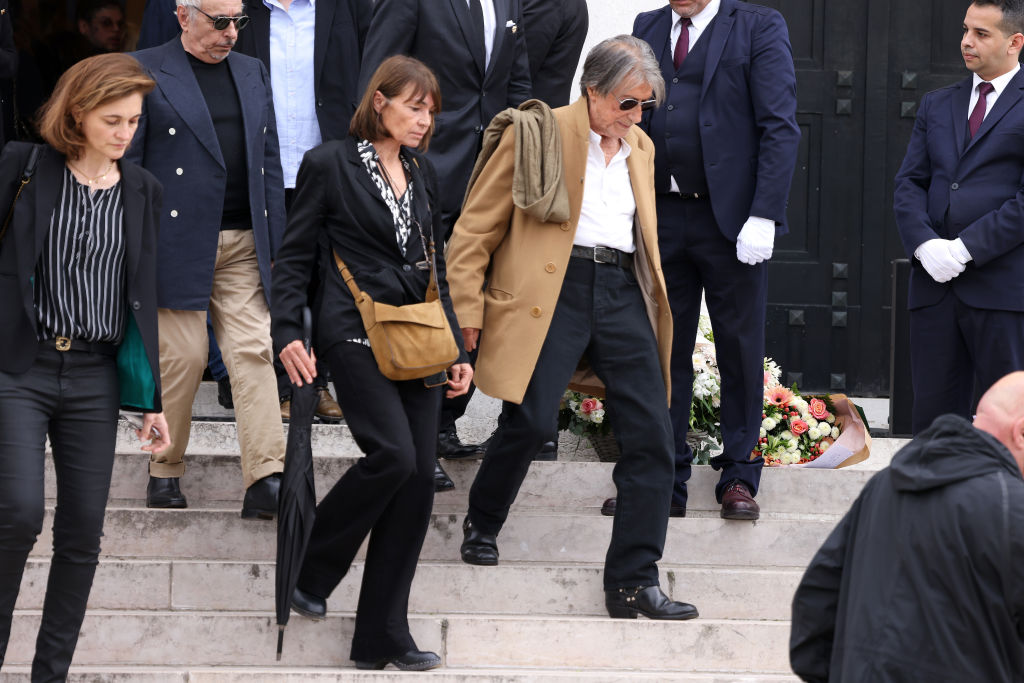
[194,7,249,30]
[617,96,657,112]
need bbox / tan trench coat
[446,97,673,405]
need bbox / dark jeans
[297,342,440,662]
[657,194,766,506]
[0,345,119,681]
[467,257,674,590]
[910,290,1024,433]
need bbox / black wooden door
[760,0,966,396]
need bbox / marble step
[1,666,800,682]
[5,611,792,672]
[28,505,840,568]
[16,558,803,621]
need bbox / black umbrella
[275,307,318,660]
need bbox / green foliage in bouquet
[557,390,611,439]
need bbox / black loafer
[241,473,281,519]
[437,430,478,459]
[291,586,326,620]
[606,585,698,620]
[216,376,234,410]
[460,516,498,566]
[434,459,455,492]
[533,440,558,461]
[146,476,187,508]
[355,649,441,671]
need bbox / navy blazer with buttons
[0,142,164,411]
[126,38,287,310]
[633,0,800,240]
[895,69,1024,313]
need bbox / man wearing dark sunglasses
[629,0,800,524]
[127,0,289,519]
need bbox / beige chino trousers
[150,229,285,489]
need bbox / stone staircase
[7,388,905,681]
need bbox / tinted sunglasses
[195,7,249,30]
[617,96,657,112]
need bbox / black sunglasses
[617,96,657,112]
[195,7,249,30]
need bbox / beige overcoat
[446,97,673,405]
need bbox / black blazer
[522,0,588,108]
[357,0,532,223]
[0,142,164,411]
[271,136,467,364]
[234,0,372,142]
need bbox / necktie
[969,81,995,139]
[468,0,486,68]
[673,18,692,70]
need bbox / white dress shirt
[467,0,496,69]
[668,0,720,195]
[969,62,1020,121]
[575,131,637,254]
[265,0,320,188]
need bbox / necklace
[69,160,114,185]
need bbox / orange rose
[790,419,809,436]
[809,398,829,420]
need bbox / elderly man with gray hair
[127,0,287,515]
[446,35,697,619]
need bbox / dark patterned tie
[468,0,486,68]
[969,81,994,139]
[674,18,692,70]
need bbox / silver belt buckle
[593,246,616,264]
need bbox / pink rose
[790,419,809,436]
[809,398,829,420]
[580,398,602,414]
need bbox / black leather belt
[570,245,634,269]
[42,337,118,356]
[662,191,708,200]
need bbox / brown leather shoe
[600,497,686,518]
[720,480,759,520]
[315,388,343,422]
[280,400,290,422]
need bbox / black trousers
[467,257,674,590]
[297,342,440,662]
[0,346,119,682]
[910,290,1024,433]
[656,194,766,506]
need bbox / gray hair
[579,35,666,105]
[175,0,246,13]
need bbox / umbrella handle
[302,306,313,354]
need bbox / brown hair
[38,53,156,160]
[349,55,441,152]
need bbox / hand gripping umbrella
[275,307,319,660]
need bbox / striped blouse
[34,166,127,343]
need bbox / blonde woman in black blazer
[0,54,169,680]
[272,56,471,671]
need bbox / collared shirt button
[168,127,176,135]
[951,182,959,190]
[667,104,675,111]
[132,300,141,311]
[175,168,183,175]
[170,210,178,217]
[530,306,542,317]
[545,262,556,273]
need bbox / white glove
[736,216,776,265]
[914,238,967,283]
[948,237,973,265]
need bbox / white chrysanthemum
[831,426,840,439]
[826,415,835,424]
[806,417,818,429]
[807,427,821,440]
[759,427,767,438]
[820,441,831,452]
[780,430,793,441]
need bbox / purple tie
[969,82,994,139]
[673,18,691,70]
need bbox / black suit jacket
[0,0,16,145]
[271,136,467,364]
[0,142,164,411]
[357,0,532,224]
[522,0,587,107]
[234,0,372,142]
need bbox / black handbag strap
[0,144,43,246]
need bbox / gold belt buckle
[55,337,71,352]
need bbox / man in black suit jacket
[358,0,532,481]
[522,0,587,107]
[0,0,15,145]
[234,0,371,421]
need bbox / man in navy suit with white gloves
[895,0,1024,434]
[631,0,799,522]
